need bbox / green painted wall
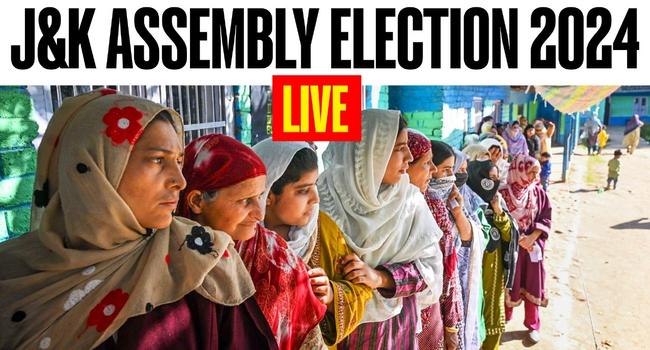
[610,96,635,116]
[0,87,38,241]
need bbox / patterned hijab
[0,90,254,349]
[407,129,432,161]
[177,134,267,218]
[180,134,325,350]
[500,154,541,232]
[318,109,443,323]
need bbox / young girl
[253,139,374,348]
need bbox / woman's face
[192,175,266,241]
[527,165,541,183]
[525,128,535,138]
[265,169,320,228]
[382,129,413,185]
[407,149,434,192]
[117,120,186,229]
[430,156,455,179]
[488,166,500,181]
[457,160,468,174]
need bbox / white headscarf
[252,138,319,261]
[318,109,443,324]
[480,138,510,189]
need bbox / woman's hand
[490,192,504,216]
[340,254,393,290]
[447,185,464,216]
[518,235,535,252]
[308,267,333,305]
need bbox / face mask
[454,172,468,188]
[475,177,501,203]
[428,175,456,199]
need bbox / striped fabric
[340,262,427,350]
[533,86,619,114]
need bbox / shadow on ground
[569,188,600,194]
[610,218,650,230]
[501,330,537,348]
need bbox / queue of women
[0,90,552,350]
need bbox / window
[633,96,648,116]
[42,85,235,145]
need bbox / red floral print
[86,289,129,332]
[102,106,144,145]
[100,88,117,96]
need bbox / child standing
[606,150,622,190]
[597,126,609,155]
[539,152,552,191]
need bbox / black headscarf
[467,160,500,203]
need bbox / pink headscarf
[500,154,541,231]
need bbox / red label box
[272,75,361,141]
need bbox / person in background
[502,121,529,157]
[597,126,609,155]
[501,155,552,345]
[606,150,623,190]
[623,114,645,155]
[582,113,602,156]
[524,125,540,158]
[495,123,505,137]
[539,152,552,191]
[534,119,556,156]
[519,115,529,129]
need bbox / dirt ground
[500,127,650,350]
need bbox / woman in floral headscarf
[404,130,445,350]
[0,90,276,349]
[500,154,552,344]
[178,134,326,350]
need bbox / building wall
[609,95,650,126]
[0,87,38,241]
[234,85,252,145]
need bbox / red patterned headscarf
[407,129,432,161]
[178,134,266,217]
[500,154,541,231]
